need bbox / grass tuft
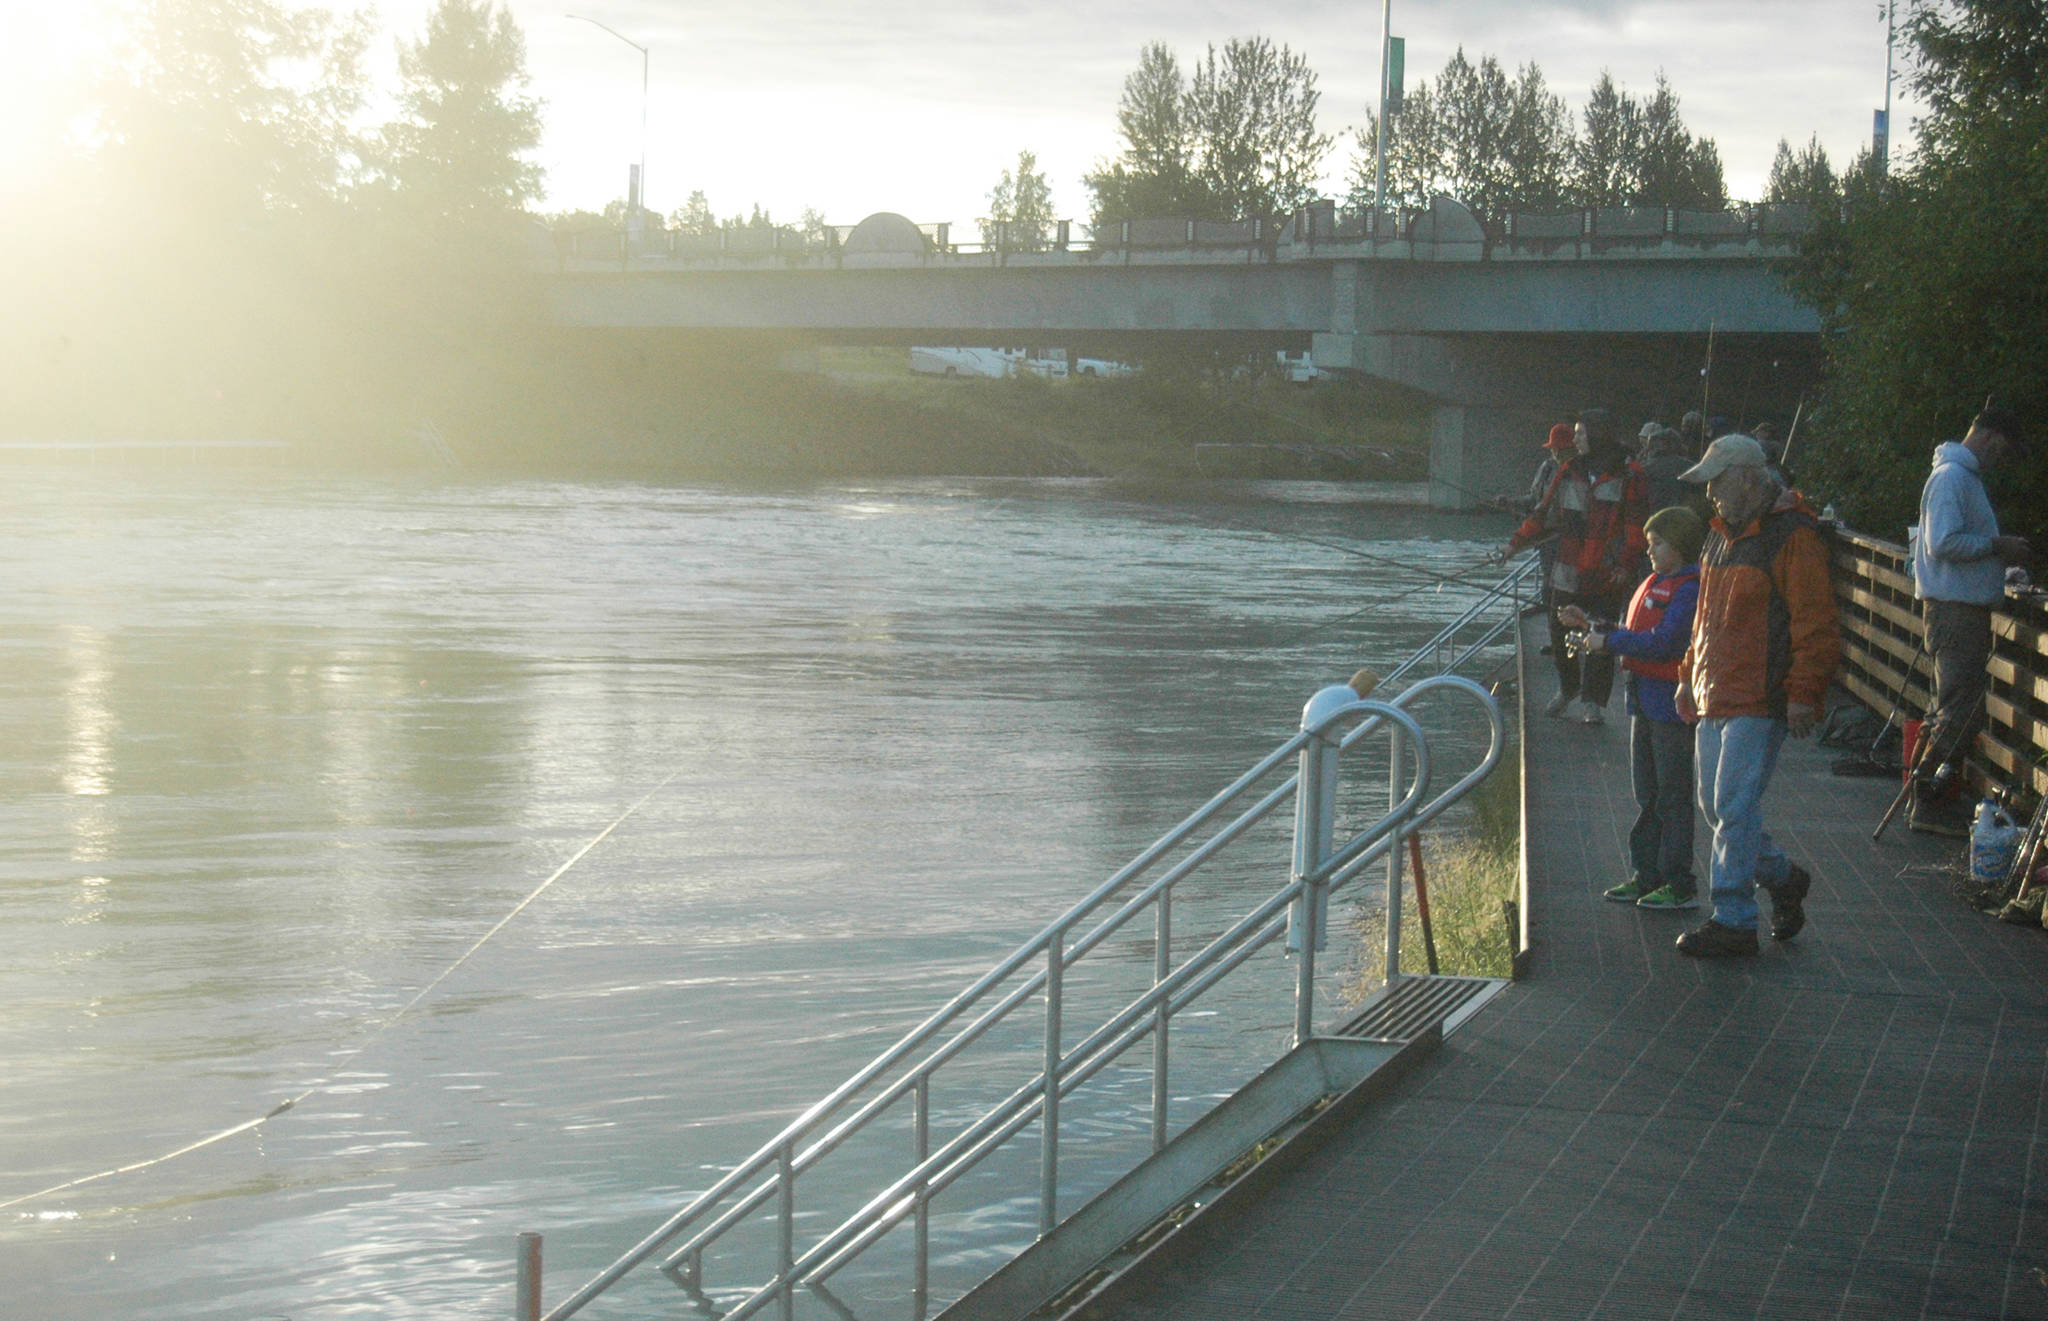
[1344,755,1520,999]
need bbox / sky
[2,0,1916,227]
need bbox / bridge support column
[1427,405,1553,511]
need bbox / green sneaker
[1635,884,1701,911]
[1603,879,1650,903]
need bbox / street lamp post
[1373,0,1392,220]
[567,13,649,243]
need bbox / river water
[0,470,1508,1319]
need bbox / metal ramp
[1337,973,1509,1043]
[514,560,1539,1321]
[941,974,1508,1321]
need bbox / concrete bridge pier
[1316,325,1816,511]
[1426,404,1553,511]
[1314,331,1558,512]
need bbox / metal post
[913,1075,930,1321]
[515,1232,542,1321]
[1373,0,1393,214]
[1151,892,1171,1151]
[566,16,650,246]
[1291,686,1346,1045]
[1385,729,1406,986]
[1879,0,1896,174]
[777,1141,795,1321]
[1039,928,1063,1237]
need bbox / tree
[1568,69,1723,207]
[1085,37,1329,230]
[1573,72,1639,206]
[1630,74,1725,208]
[980,149,1055,249]
[1790,0,2048,542]
[1766,135,1839,206]
[92,0,372,226]
[669,190,717,236]
[379,0,544,232]
[1496,62,1576,212]
[1348,52,1571,222]
[1185,37,1331,225]
[1348,83,1440,214]
[1083,43,1206,229]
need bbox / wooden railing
[1830,527,2048,797]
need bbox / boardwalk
[1089,622,2048,1321]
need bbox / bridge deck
[1090,620,2048,1320]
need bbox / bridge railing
[543,199,1814,271]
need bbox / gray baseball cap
[1679,433,1770,483]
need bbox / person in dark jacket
[1566,507,1705,910]
[1501,408,1650,724]
[1639,426,1695,515]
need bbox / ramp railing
[519,556,1537,1321]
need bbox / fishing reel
[1562,618,1612,659]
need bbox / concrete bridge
[546,199,1824,504]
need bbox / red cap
[1545,423,1575,451]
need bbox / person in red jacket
[1501,407,1650,724]
[1672,434,1841,957]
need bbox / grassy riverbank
[8,306,1437,481]
[463,341,1434,482]
[1347,751,1521,994]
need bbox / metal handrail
[525,558,1533,1321]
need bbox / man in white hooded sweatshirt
[1909,405,2030,836]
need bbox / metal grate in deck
[1331,974,1507,1043]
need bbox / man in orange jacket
[1672,434,1841,957]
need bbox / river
[0,470,1509,1319]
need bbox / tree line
[1357,58,1726,219]
[1788,0,2047,544]
[4,0,551,451]
[1062,38,1735,238]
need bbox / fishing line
[1205,550,1526,674]
[0,769,682,1214]
[1117,493,1509,584]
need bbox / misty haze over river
[0,470,1509,1318]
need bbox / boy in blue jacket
[1562,506,1705,909]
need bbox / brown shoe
[1675,920,1759,958]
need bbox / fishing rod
[1779,393,1809,469]
[0,769,682,1214]
[1699,320,1717,420]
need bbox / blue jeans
[1695,716,1791,931]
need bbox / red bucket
[1902,719,1922,787]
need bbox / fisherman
[1672,434,1840,956]
[1500,409,1650,724]
[1564,505,1706,911]
[1908,404,2031,837]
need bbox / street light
[566,13,649,230]
[1373,0,1392,219]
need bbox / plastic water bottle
[1972,800,2021,889]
